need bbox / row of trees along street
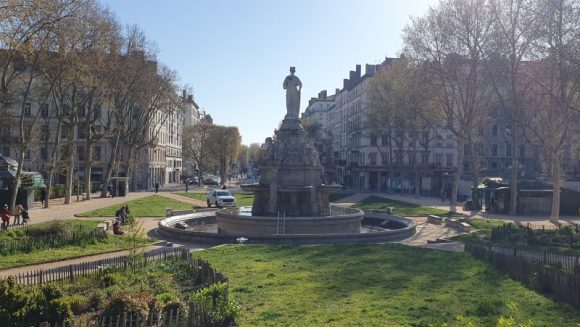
[182,123,241,186]
[0,0,180,209]
[366,0,578,222]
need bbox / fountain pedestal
[242,118,341,217]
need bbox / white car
[206,189,236,208]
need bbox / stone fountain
[158,67,416,244]
[217,67,358,236]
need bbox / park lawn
[197,244,580,327]
[235,193,254,207]
[177,192,255,207]
[354,195,453,216]
[76,195,193,217]
[176,192,206,201]
[0,220,100,241]
[0,235,152,269]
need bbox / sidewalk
[26,192,154,225]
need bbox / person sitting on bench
[112,220,124,235]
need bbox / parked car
[206,189,236,208]
[203,176,219,185]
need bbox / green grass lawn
[354,195,454,216]
[177,192,207,201]
[197,244,580,326]
[0,235,151,269]
[177,192,255,207]
[0,219,152,268]
[76,195,193,217]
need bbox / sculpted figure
[283,66,302,119]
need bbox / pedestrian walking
[155,182,159,193]
[185,182,189,192]
[13,203,24,225]
[1,204,10,230]
[39,187,47,207]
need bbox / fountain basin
[157,207,416,245]
[216,206,363,236]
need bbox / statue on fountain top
[282,66,302,129]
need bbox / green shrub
[102,272,127,288]
[44,297,73,323]
[156,292,179,306]
[191,282,240,326]
[101,293,151,322]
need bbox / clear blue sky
[100,0,435,145]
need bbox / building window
[519,145,525,158]
[40,103,48,117]
[41,147,48,160]
[491,162,498,169]
[369,153,377,166]
[370,134,377,146]
[464,144,470,155]
[434,154,442,165]
[77,146,85,161]
[492,125,498,136]
[408,153,416,166]
[93,146,101,161]
[24,103,32,116]
[445,153,453,167]
[506,143,512,157]
[421,153,428,164]
[24,150,31,160]
[492,144,498,157]
[1,146,9,157]
[381,135,389,146]
[464,162,470,171]
[77,125,86,139]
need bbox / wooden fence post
[69,265,74,283]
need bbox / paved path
[334,194,465,251]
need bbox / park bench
[427,215,443,224]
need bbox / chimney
[335,88,340,95]
[343,79,349,89]
[321,90,327,99]
[366,64,376,75]
[349,70,355,82]
[356,65,361,79]
[182,90,186,98]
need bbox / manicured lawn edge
[76,195,194,217]
[0,242,156,270]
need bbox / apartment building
[315,58,458,195]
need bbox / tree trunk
[63,137,75,204]
[44,119,63,208]
[451,137,466,210]
[125,145,134,191]
[469,142,480,210]
[549,152,561,223]
[100,134,120,198]
[83,140,93,201]
[509,131,519,215]
[9,150,25,211]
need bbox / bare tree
[0,0,83,210]
[403,0,494,208]
[481,0,541,215]
[526,0,580,222]
[182,122,216,185]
